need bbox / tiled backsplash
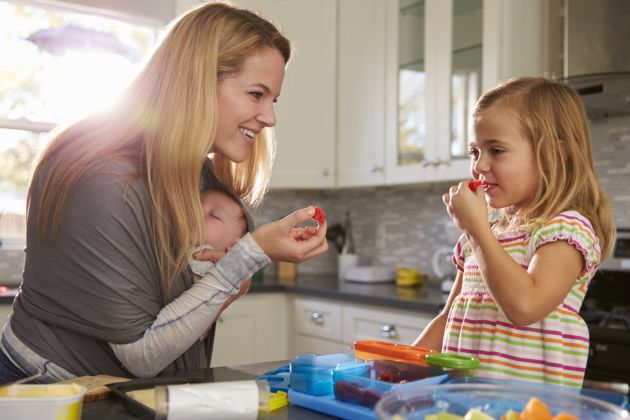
[255,115,630,280]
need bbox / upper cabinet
[338,0,547,187]
[233,0,337,189]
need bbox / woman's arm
[110,234,268,377]
[412,271,462,350]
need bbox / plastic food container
[0,383,87,420]
[353,340,435,366]
[333,359,450,408]
[290,353,356,396]
[375,383,630,420]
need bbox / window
[0,1,158,245]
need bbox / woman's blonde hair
[30,1,291,288]
[473,76,615,258]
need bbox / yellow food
[464,408,496,420]
[0,384,83,398]
[501,409,520,420]
[127,388,157,410]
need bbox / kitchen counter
[249,274,446,314]
[83,360,333,419]
[1,275,447,314]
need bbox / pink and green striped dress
[443,211,601,388]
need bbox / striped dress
[443,211,601,388]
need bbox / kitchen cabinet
[232,0,337,189]
[292,296,434,355]
[336,0,388,187]
[211,293,289,367]
[337,0,547,187]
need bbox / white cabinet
[233,0,337,189]
[342,303,433,346]
[337,0,547,188]
[211,293,289,367]
[336,0,388,187]
[292,297,348,355]
[291,296,434,355]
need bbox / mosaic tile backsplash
[254,115,630,281]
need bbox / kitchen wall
[254,114,630,281]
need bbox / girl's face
[211,47,286,163]
[200,190,246,251]
[469,106,540,212]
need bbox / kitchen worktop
[250,274,446,314]
[1,275,447,314]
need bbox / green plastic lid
[425,353,479,370]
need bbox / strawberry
[312,206,326,225]
[468,179,483,192]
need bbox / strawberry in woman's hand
[468,179,483,192]
[312,206,326,225]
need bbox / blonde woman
[414,77,614,388]
[0,2,328,382]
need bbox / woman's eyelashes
[249,91,279,103]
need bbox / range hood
[561,0,630,120]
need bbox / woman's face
[212,47,286,163]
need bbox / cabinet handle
[310,311,324,325]
[322,169,330,177]
[381,324,397,338]
[421,158,444,168]
[217,316,224,323]
[371,164,383,173]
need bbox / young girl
[413,77,615,388]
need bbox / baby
[189,187,254,338]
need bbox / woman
[0,2,328,383]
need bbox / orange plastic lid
[352,340,435,362]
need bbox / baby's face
[200,190,246,251]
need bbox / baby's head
[200,188,249,251]
[472,76,597,220]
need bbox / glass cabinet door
[397,0,426,166]
[450,0,483,159]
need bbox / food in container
[374,383,629,420]
[0,383,87,420]
[333,359,450,408]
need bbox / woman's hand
[443,180,488,237]
[251,206,329,262]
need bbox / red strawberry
[312,206,326,225]
[468,179,483,192]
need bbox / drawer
[342,304,433,345]
[293,335,350,356]
[293,297,342,341]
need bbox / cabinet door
[293,297,342,341]
[336,0,387,187]
[385,0,475,185]
[342,303,433,345]
[211,293,289,367]
[234,0,337,188]
[294,335,349,356]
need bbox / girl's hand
[443,180,488,237]
[251,206,329,262]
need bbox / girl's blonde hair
[473,76,615,258]
[30,2,291,288]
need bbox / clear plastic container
[333,359,450,408]
[0,383,86,420]
[289,353,356,396]
[375,383,630,420]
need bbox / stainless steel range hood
[561,0,630,120]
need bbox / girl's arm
[412,270,463,350]
[469,230,582,326]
